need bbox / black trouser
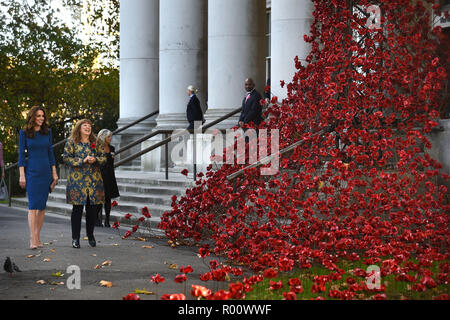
[97,192,111,223]
[71,197,101,240]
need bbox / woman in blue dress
[18,106,58,249]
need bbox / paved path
[0,205,222,300]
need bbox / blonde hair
[187,85,198,94]
[70,119,96,144]
[97,129,112,146]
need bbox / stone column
[117,0,159,169]
[270,0,313,100]
[119,0,159,131]
[156,0,207,130]
[205,0,266,129]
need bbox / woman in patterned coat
[63,119,106,248]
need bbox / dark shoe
[88,236,96,247]
[104,220,111,228]
[72,239,80,249]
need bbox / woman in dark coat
[96,129,120,227]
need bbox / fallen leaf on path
[83,237,89,241]
[135,289,154,295]
[50,281,64,286]
[137,237,146,241]
[27,254,35,258]
[142,245,154,249]
[92,254,97,257]
[99,280,113,288]
[43,258,51,262]
[36,280,46,285]
[50,249,56,253]
[169,263,178,270]
[102,260,112,266]
[112,243,120,246]
[94,264,101,270]
[52,271,64,277]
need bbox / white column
[117,0,159,170]
[271,0,313,100]
[205,0,266,128]
[156,0,207,129]
[119,0,159,128]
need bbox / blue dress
[18,129,56,210]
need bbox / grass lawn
[243,258,449,300]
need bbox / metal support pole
[164,133,169,180]
[193,131,197,180]
[8,169,12,207]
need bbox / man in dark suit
[186,85,204,130]
[238,78,263,128]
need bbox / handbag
[0,178,8,201]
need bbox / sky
[51,0,74,26]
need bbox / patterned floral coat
[63,139,106,205]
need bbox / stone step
[114,170,196,187]
[12,196,172,217]
[117,165,142,171]
[52,183,185,197]
[117,183,186,196]
[47,190,175,208]
[11,197,73,216]
[57,176,194,190]
[10,169,199,233]
[11,197,165,233]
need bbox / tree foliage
[0,0,119,168]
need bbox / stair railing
[114,107,243,180]
[4,110,159,207]
[226,128,328,190]
[225,123,445,189]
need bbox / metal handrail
[112,110,159,135]
[114,129,172,157]
[226,128,327,181]
[226,120,447,182]
[4,110,160,171]
[114,107,244,179]
[114,107,243,158]
[201,107,242,130]
[43,110,161,151]
[4,110,159,206]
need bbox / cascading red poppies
[158,0,449,298]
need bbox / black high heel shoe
[72,239,80,249]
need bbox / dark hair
[70,119,96,144]
[24,106,49,138]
